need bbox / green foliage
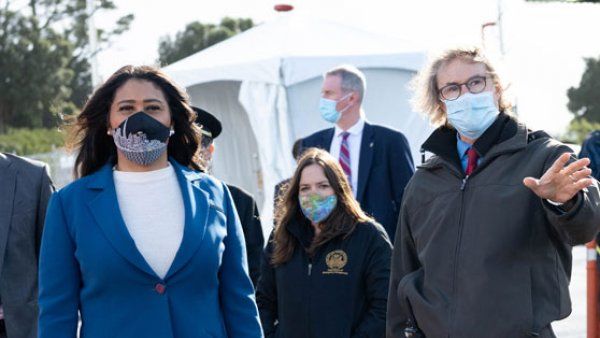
[158,17,254,66]
[0,128,65,155]
[0,0,133,132]
[0,5,73,131]
[564,118,600,144]
[565,56,600,144]
[568,56,600,123]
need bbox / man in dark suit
[193,107,264,288]
[0,153,54,338]
[302,65,414,241]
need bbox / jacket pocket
[396,269,425,333]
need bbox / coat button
[154,283,166,295]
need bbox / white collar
[335,114,366,137]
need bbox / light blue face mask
[319,93,352,124]
[444,91,500,140]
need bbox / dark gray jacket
[0,153,53,338]
[387,115,600,338]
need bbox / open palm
[523,152,594,204]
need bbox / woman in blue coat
[38,65,263,338]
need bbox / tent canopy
[163,14,431,236]
[164,13,426,87]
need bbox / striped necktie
[339,132,352,186]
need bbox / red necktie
[465,148,479,176]
[339,132,352,184]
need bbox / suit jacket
[0,153,53,338]
[38,159,263,338]
[226,184,264,288]
[302,122,414,241]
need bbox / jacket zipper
[306,257,313,338]
[449,175,469,337]
[460,175,469,191]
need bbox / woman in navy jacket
[38,65,263,338]
[257,148,392,338]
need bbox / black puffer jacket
[258,218,392,338]
[387,114,600,338]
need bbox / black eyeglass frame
[438,75,489,101]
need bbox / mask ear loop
[338,93,354,114]
[340,92,352,101]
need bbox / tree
[0,0,133,132]
[565,56,600,143]
[568,57,600,122]
[63,0,134,108]
[0,2,71,131]
[158,17,254,67]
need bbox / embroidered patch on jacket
[323,250,348,275]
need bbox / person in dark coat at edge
[0,153,54,338]
[387,46,600,338]
[257,148,392,338]
[193,106,265,288]
[273,139,304,210]
[580,130,600,180]
[579,130,600,282]
[301,64,414,241]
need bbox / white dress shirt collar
[334,114,366,138]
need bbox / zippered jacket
[387,114,600,338]
[258,219,392,338]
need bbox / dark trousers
[0,319,6,338]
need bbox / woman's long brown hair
[68,65,202,178]
[271,147,374,266]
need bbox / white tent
[163,13,433,235]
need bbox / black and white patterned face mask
[112,111,174,166]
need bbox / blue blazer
[302,123,414,241]
[38,160,263,338]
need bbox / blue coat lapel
[86,163,158,278]
[164,160,209,279]
[356,123,374,203]
[85,160,210,280]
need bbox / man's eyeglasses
[438,75,488,101]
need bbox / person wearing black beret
[193,106,265,289]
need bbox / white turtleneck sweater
[113,164,185,279]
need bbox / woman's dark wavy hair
[271,147,374,266]
[69,65,202,178]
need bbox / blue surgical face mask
[319,93,352,124]
[444,91,500,140]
